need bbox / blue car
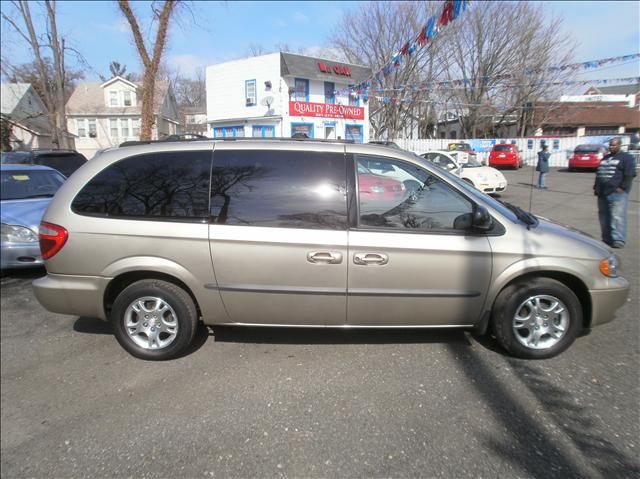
[1,164,66,270]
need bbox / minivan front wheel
[491,278,582,359]
[111,279,198,360]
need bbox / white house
[206,52,372,142]
[1,83,56,150]
[65,76,181,159]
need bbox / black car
[1,149,87,178]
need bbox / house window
[123,91,132,106]
[88,119,97,138]
[132,118,140,137]
[348,86,358,106]
[121,118,129,138]
[252,125,275,138]
[213,126,245,138]
[294,78,309,102]
[109,91,118,107]
[345,124,363,143]
[110,119,118,137]
[245,80,257,106]
[324,82,335,104]
[77,119,87,138]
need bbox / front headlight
[1,224,38,243]
[599,255,619,278]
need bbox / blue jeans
[538,172,547,187]
[597,191,629,245]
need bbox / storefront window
[324,82,335,104]
[291,123,313,138]
[294,78,309,102]
[252,125,275,138]
[345,124,363,143]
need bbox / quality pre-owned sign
[289,101,364,120]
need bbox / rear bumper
[32,273,111,320]
[1,242,43,270]
[569,159,599,169]
[589,277,630,327]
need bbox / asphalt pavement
[1,166,639,478]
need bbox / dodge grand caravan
[33,139,629,360]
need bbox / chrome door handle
[307,251,343,264]
[353,253,388,266]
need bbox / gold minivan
[33,139,629,360]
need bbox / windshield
[1,170,65,200]
[409,153,519,222]
[493,145,513,152]
[461,156,483,168]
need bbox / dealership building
[205,52,372,142]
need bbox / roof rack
[119,137,356,147]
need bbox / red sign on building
[318,62,352,76]
[289,101,364,120]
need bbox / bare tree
[172,70,206,108]
[329,1,450,139]
[118,0,180,140]
[438,1,576,138]
[1,0,76,148]
[247,43,267,57]
[5,59,84,106]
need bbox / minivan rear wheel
[491,278,582,359]
[111,279,197,360]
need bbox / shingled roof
[66,80,170,116]
[533,102,640,128]
[280,52,371,84]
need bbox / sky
[1,0,638,83]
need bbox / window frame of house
[76,119,87,138]
[294,78,309,102]
[109,117,141,139]
[109,91,119,107]
[123,90,132,107]
[121,118,130,138]
[324,82,335,104]
[245,79,257,106]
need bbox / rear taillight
[39,222,68,260]
[596,153,603,160]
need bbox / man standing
[536,144,550,188]
[594,138,636,248]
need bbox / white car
[420,151,507,195]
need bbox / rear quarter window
[72,150,212,221]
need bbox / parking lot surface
[1,167,639,478]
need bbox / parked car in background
[567,144,608,171]
[448,142,477,163]
[1,164,66,271]
[1,149,87,178]
[357,162,406,200]
[488,144,523,169]
[421,151,507,195]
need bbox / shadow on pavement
[210,326,471,346]
[507,359,640,478]
[447,342,640,478]
[73,316,113,335]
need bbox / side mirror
[472,205,493,231]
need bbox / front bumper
[32,273,111,320]
[589,277,630,327]
[1,242,43,270]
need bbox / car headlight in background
[599,255,619,278]
[1,224,38,243]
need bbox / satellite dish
[260,95,274,108]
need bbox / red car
[357,164,406,200]
[568,144,607,171]
[488,144,523,169]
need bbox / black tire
[111,279,198,360]
[491,278,582,359]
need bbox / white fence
[392,135,635,167]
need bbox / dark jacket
[536,151,550,173]
[594,151,636,196]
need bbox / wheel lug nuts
[143,322,148,327]
[151,327,155,332]
[535,326,540,330]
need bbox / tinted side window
[72,150,211,221]
[210,150,347,230]
[356,155,472,231]
[38,154,87,177]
